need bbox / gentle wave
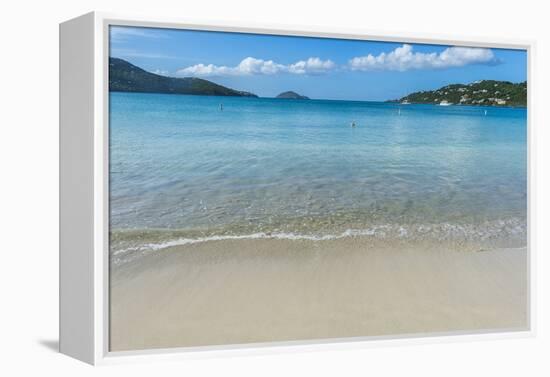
[113,230,368,255]
[111,219,526,260]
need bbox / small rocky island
[275,91,310,100]
[391,80,526,107]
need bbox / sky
[110,25,527,101]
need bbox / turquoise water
[109,92,527,255]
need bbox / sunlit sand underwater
[109,92,527,351]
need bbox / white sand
[109,238,527,351]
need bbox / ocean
[109,92,527,261]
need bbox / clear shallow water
[109,92,527,256]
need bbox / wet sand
[109,238,527,351]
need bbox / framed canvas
[59,12,535,365]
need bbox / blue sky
[110,26,527,101]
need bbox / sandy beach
[109,239,527,351]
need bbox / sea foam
[111,218,526,265]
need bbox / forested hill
[109,58,258,97]
[393,80,526,107]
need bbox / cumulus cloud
[170,45,498,77]
[288,57,336,74]
[177,56,335,77]
[349,44,497,71]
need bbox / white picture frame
[59,11,536,365]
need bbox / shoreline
[109,217,528,261]
[110,91,527,107]
[110,238,527,351]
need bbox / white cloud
[152,69,170,76]
[349,44,497,71]
[176,56,335,77]
[234,57,287,75]
[288,57,336,74]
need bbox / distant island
[276,91,309,100]
[109,59,527,106]
[391,80,526,107]
[109,58,258,97]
